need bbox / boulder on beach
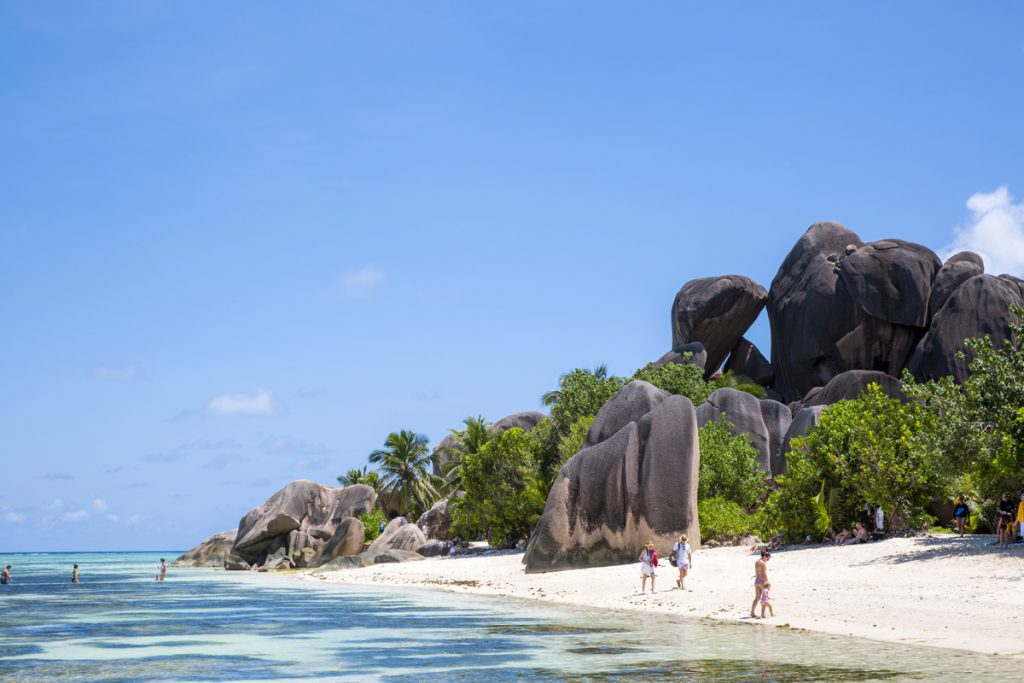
[416,499,453,541]
[172,529,237,568]
[223,553,251,571]
[417,539,453,557]
[316,517,365,565]
[318,554,374,570]
[524,394,701,573]
[373,549,424,564]
[671,275,768,376]
[368,517,428,553]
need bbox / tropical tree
[631,359,711,404]
[336,465,384,491]
[439,415,492,493]
[369,430,441,519]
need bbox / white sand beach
[299,534,1024,657]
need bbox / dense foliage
[697,417,767,508]
[698,497,755,541]
[437,415,492,494]
[369,430,441,520]
[450,427,545,546]
[761,384,949,540]
[358,508,387,542]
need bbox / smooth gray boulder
[929,252,984,320]
[373,549,424,564]
[524,395,701,573]
[223,553,251,571]
[232,481,376,566]
[778,405,826,474]
[316,517,365,565]
[491,411,546,435]
[759,399,793,476]
[172,530,237,568]
[368,517,429,553]
[723,337,774,386]
[265,555,293,572]
[696,388,772,472]
[671,275,768,376]
[417,539,453,557]
[416,499,453,541]
[585,380,669,448]
[837,239,940,328]
[909,275,1024,382]
[798,370,905,409]
[318,554,374,570]
[431,433,460,478]
[652,342,708,370]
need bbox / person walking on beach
[759,581,775,618]
[1,565,11,585]
[672,534,693,590]
[639,541,658,594]
[953,494,969,536]
[750,550,770,618]
[155,558,167,582]
[1016,492,1024,543]
[71,564,79,584]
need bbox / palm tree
[337,466,368,487]
[541,364,611,406]
[440,415,491,493]
[369,430,441,519]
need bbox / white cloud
[942,186,1024,276]
[105,513,120,523]
[92,498,109,513]
[127,514,143,525]
[206,388,277,416]
[3,512,25,524]
[47,499,64,511]
[63,509,89,523]
[337,266,384,298]
[93,363,140,381]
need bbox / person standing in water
[750,550,770,617]
[155,558,167,582]
[71,564,79,584]
[1,565,11,585]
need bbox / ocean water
[0,552,1020,682]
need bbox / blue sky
[2,2,1023,552]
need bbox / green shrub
[698,417,767,509]
[698,497,754,541]
[556,415,594,468]
[358,509,387,543]
[631,360,710,405]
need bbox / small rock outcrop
[316,517,365,564]
[797,370,905,410]
[723,337,774,386]
[671,275,768,376]
[524,395,700,573]
[491,411,546,434]
[172,529,237,568]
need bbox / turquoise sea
[0,552,1021,682]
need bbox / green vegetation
[369,430,441,520]
[358,508,387,542]
[710,370,766,399]
[696,418,766,540]
[437,415,492,494]
[450,427,546,546]
[337,465,382,491]
[631,359,710,404]
[698,497,755,540]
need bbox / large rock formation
[768,224,940,402]
[929,252,984,320]
[777,406,826,475]
[909,274,1024,382]
[491,411,546,434]
[232,481,376,567]
[723,337,773,386]
[524,395,700,573]
[585,380,669,448]
[671,275,768,376]
[652,342,708,370]
[316,517,365,564]
[695,388,791,473]
[172,530,237,568]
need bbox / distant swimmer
[155,558,167,582]
[71,564,79,584]
[1,565,11,585]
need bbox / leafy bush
[556,415,594,468]
[698,417,767,508]
[451,428,546,546]
[544,366,622,433]
[631,360,710,405]
[698,497,755,541]
[358,509,387,543]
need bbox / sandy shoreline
[293,534,1024,657]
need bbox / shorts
[678,562,690,571]
[641,563,655,576]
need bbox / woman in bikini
[750,550,769,617]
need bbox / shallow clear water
[0,552,1021,682]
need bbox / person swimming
[71,564,79,584]
[1,565,11,585]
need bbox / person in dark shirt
[997,493,1015,540]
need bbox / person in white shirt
[672,534,693,590]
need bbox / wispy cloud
[942,186,1024,276]
[92,499,109,513]
[206,388,278,416]
[3,512,25,524]
[63,509,89,523]
[202,454,248,470]
[41,473,74,481]
[335,266,384,298]
[92,363,141,381]
[260,435,331,456]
